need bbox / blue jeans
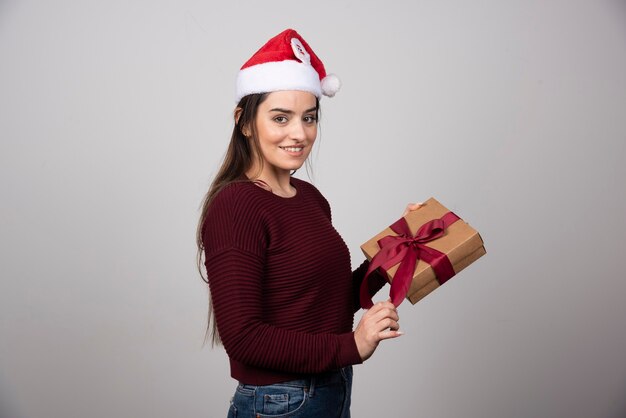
[227,366,353,418]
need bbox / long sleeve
[202,179,364,384]
[205,247,362,376]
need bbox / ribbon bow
[360,212,460,308]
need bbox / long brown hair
[196,92,320,346]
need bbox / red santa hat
[235,28,341,102]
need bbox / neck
[246,164,295,197]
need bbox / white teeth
[281,147,303,152]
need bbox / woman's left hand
[402,202,423,217]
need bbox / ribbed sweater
[202,177,386,385]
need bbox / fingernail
[397,331,405,336]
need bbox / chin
[285,163,305,171]
[268,155,309,172]
[274,159,307,172]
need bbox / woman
[197,29,417,418]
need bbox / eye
[273,116,288,124]
[303,115,318,124]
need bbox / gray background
[1,1,625,417]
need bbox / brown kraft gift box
[361,197,486,304]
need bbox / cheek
[257,129,282,149]
[262,127,286,144]
[307,125,318,139]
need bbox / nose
[289,119,307,141]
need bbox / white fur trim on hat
[236,60,322,102]
[321,74,341,97]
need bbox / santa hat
[235,28,340,102]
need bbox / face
[251,90,318,174]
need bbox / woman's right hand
[353,300,402,361]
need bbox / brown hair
[196,92,320,346]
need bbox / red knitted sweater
[202,177,386,385]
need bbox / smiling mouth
[279,146,304,152]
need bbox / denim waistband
[287,366,350,387]
[239,366,352,397]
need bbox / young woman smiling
[241,90,318,197]
[197,29,418,418]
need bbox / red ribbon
[360,211,461,308]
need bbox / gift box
[360,197,486,307]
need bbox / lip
[279,145,305,156]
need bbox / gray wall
[1,1,625,417]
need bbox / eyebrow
[268,107,318,114]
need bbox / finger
[366,309,399,327]
[380,309,400,323]
[363,301,400,327]
[389,318,400,330]
[402,202,424,217]
[365,303,398,319]
[378,319,399,332]
[378,329,404,340]
[380,299,396,309]
[368,300,396,314]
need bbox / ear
[234,107,251,137]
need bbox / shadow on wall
[612,377,626,418]
[0,0,19,20]
[0,385,25,418]
[612,0,626,21]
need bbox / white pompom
[321,74,341,97]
